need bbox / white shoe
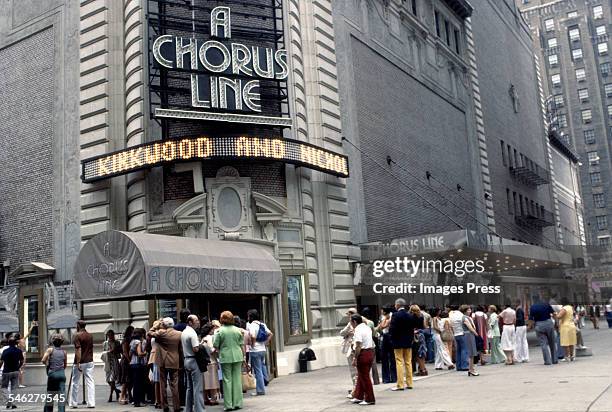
[350,398,363,403]
[346,393,353,399]
[18,384,26,388]
[359,401,375,405]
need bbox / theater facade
[70,0,356,376]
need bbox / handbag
[441,320,453,342]
[241,369,256,391]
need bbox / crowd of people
[4,308,275,412]
[339,298,608,406]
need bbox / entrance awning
[360,229,573,271]
[74,230,282,302]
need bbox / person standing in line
[449,305,469,371]
[472,306,488,364]
[389,298,423,391]
[149,317,183,412]
[42,333,67,412]
[129,329,147,407]
[606,300,612,328]
[375,306,396,383]
[147,321,162,409]
[201,322,220,406]
[69,320,95,408]
[431,308,454,370]
[119,326,134,405]
[557,299,577,362]
[410,305,428,377]
[174,308,190,408]
[460,305,479,376]
[360,308,380,385]
[102,330,122,402]
[340,308,357,396]
[487,305,506,364]
[247,309,272,396]
[499,304,516,365]
[0,339,23,409]
[181,314,205,412]
[348,314,375,406]
[527,299,557,365]
[589,305,600,329]
[514,301,529,363]
[214,311,245,412]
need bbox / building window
[576,68,586,81]
[444,19,451,46]
[578,88,589,101]
[591,172,602,185]
[454,28,461,54]
[569,27,580,42]
[608,105,612,118]
[601,62,611,76]
[594,193,606,208]
[572,48,583,61]
[548,54,558,66]
[551,73,561,87]
[598,236,610,247]
[597,215,608,230]
[598,43,609,55]
[596,25,607,36]
[554,94,564,107]
[506,188,512,214]
[588,151,600,165]
[567,11,578,18]
[544,19,555,32]
[593,5,604,19]
[501,140,507,166]
[584,129,596,144]
[411,0,417,15]
[547,38,558,48]
[557,113,567,128]
[605,83,612,97]
[582,109,593,123]
[434,11,441,37]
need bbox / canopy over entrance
[74,230,282,302]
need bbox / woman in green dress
[487,305,506,364]
[214,311,246,411]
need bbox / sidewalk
[11,327,612,411]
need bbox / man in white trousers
[69,320,95,408]
[514,301,529,363]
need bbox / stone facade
[0,1,80,282]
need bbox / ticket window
[20,290,43,357]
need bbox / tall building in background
[519,0,612,301]
[519,0,611,247]
[335,0,588,307]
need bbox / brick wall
[0,28,55,268]
[352,38,476,242]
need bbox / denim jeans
[184,358,205,412]
[45,369,66,412]
[380,334,396,383]
[454,334,469,371]
[249,351,266,395]
[535,320,557,365]
[423,329,435,363]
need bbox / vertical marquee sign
[79,1,350,183]
[147,0,291,127]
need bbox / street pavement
[11,327,612,412]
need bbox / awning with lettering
[74,230,282,301]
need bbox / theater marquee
[81,136,349,182]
